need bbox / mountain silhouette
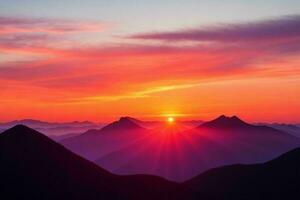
[95,115,300,181]
[0,125,177,200]
[198,115,291,134]
[61,117,148,160]
[0,119,103,138]
[0,119,97,128]
[100,117,144,132]
[182,147,300,200]
[260,123,300,138]
[1,125,300,199]
[76,117,144,136]
[199,115,252,129]
[0,119,53,130]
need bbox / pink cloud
[0,40,297,94]
[0,16,108,53]
[0,15,299,104]
[0,16,106,35]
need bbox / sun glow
[167,117,175,123]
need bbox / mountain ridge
[199,115,253,129]
[181,146,300,199]
[0,125,178,200]
[100,117,145,132]
[1,125,300,199]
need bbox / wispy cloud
[0,15,299,114]
[0,16,108,51]
[0,16,106,35]
[130,15,300,43]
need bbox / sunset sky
[0,0,299,122]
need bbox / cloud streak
[0,16,106,35]
[130,15,300,42]
[0,16,108,52]
[0,15,299,121]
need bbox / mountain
[199,115,254,129]
[0,119,103,137]
[258,123,300,138]
[49,133,80,141]
[94,115,300,181]
[61,117,148,160]
[0,119,53,129]
[1,125,300,199]
[182,147,300,200]
[100,117,145,132]
[198,115,290,134]
[0,125,178,200]
[0,119,97,128]
[80,117,144,136]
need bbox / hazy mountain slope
[61,117,148,160]
[260,123,300,138]
[0,119,103,136]
[95,115,300,181]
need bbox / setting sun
[167,117,175,123]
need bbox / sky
[0,0,300,123]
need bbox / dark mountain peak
[199,115,251,129]
[2,124,40,137]
[100,117,144,132]
[7,124,30,130]
[217,114,226,119]
[0,125,112,176]
[119,116,143,124]
[231,115,240,120]
[75,117,144,137]
[116,117,140,127]
[0,124,177,200]
[119,116,134,122]
[0,124,61,151]
[215,115,241,121]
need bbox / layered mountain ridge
[1,125,300,199]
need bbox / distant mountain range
[61,115,300,181]
[0,119,97,128]
[0,118,203,139]
[62,117,148,160]
[0,119,104,140]
[1,125,299,199]
[257,123,300,138]
[199,115,253,129]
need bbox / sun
[167,117,174,123]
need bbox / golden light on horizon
[167,117,175,123]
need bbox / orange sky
[0,15,300,123]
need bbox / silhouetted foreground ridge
[1,125,300,199]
